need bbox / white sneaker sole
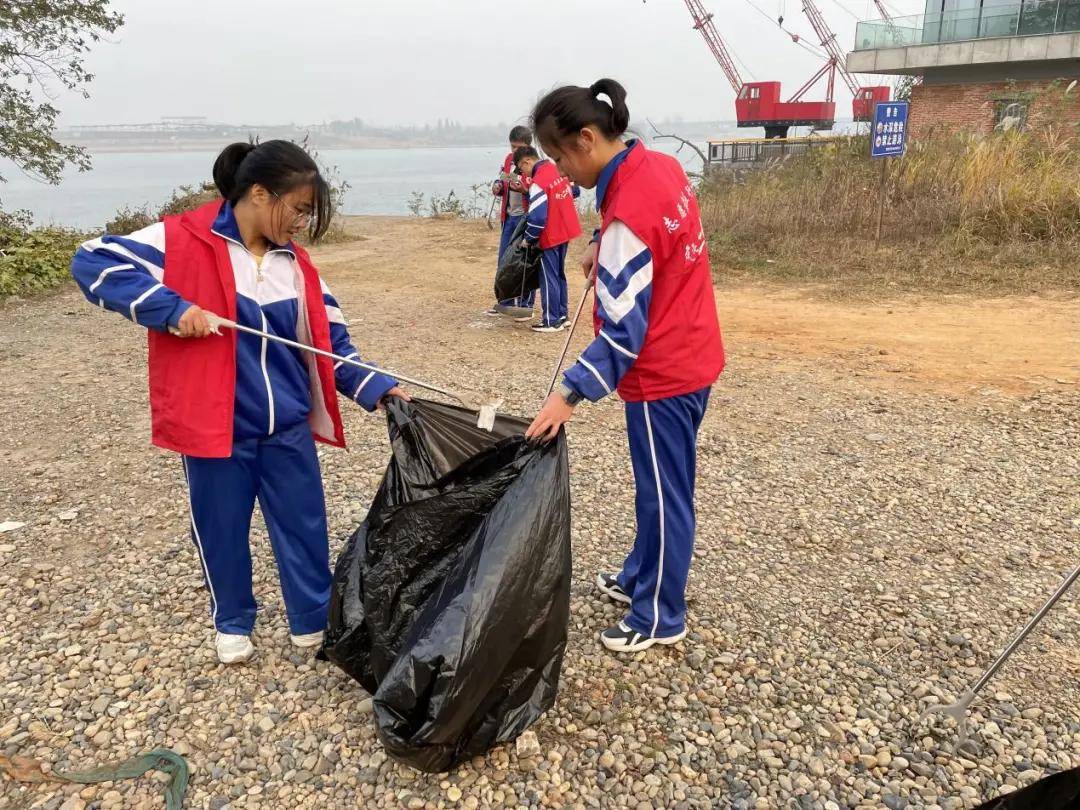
[595,573,631,605]
[290,633,324,649]
[601,628,687,653]
[217,644,255,665]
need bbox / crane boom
[800,0,860,97]
[872,0,909,45]
[683,0,743,94]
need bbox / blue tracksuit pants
[617,387,711,638]
[182,421,331,636]
[497,215,535,308]
[539,243,569,327]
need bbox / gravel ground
[1,217,1077,809]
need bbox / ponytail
[531,78,630,147]
[588,79,630,136]
[212,142,258,201]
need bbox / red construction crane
[682,0,835,139]
[795,0,890,121]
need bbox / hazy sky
[56,0,926,127]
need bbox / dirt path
[318,217,1078,400]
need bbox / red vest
[532,160,582,249]
[597,143,725,401]
[149,200,346,458]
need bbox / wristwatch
[558,383,582,406]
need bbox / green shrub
[0,209,87,297]
[104,205,155,235]
[156,182,220,219]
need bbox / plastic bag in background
[322,398,572,773]
[493,217,542,303]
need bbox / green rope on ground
[54,748,188,810]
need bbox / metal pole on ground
[917,562,1080,742]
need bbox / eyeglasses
[271,191,313,226]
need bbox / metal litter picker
[544,277,595,399]
[918,562,1080,742]
[171,312,501,431]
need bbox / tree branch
[646,119,709,171]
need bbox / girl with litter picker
[514,145,583,332]
[71,140,409,665]
[525,79,725,654]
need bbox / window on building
[924,0,1080,40]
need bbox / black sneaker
[596,572,631,605]
[531,321,563,333]
[600,621,687,654]
[484,306,501,317]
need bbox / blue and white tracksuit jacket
[523,180,575,326]
[561,149,710,640]
[71,203,395,635]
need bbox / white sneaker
[215,632,255,664]
[290,631,324,649]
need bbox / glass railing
[854,0,1080,50]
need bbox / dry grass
[700,89,1080,297]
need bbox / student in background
[514,145,582,333]
[524,79,725,654]
[488,125,535,317]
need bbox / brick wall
[909,79,1080,140]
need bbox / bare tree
[646,119,709,177]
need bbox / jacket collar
[596,139,641,211]
[210,200,296,257]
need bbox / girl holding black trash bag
[71,140,409,665]
[525,79,725,654]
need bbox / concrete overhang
[846,30,1080,75]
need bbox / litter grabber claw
[169,312,501,430]
[917,561,1080,743]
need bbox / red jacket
[531,160,582,249]
[598,143,725,400]
[150,201,345,458]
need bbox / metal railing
[706,136,844,168]
[854,0,1080,50]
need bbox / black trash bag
[493,217,542,302]
[321,398,572,773]
[975,767,1080,809]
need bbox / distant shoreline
[76,140,508,154]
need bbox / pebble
[515,731,541,759]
